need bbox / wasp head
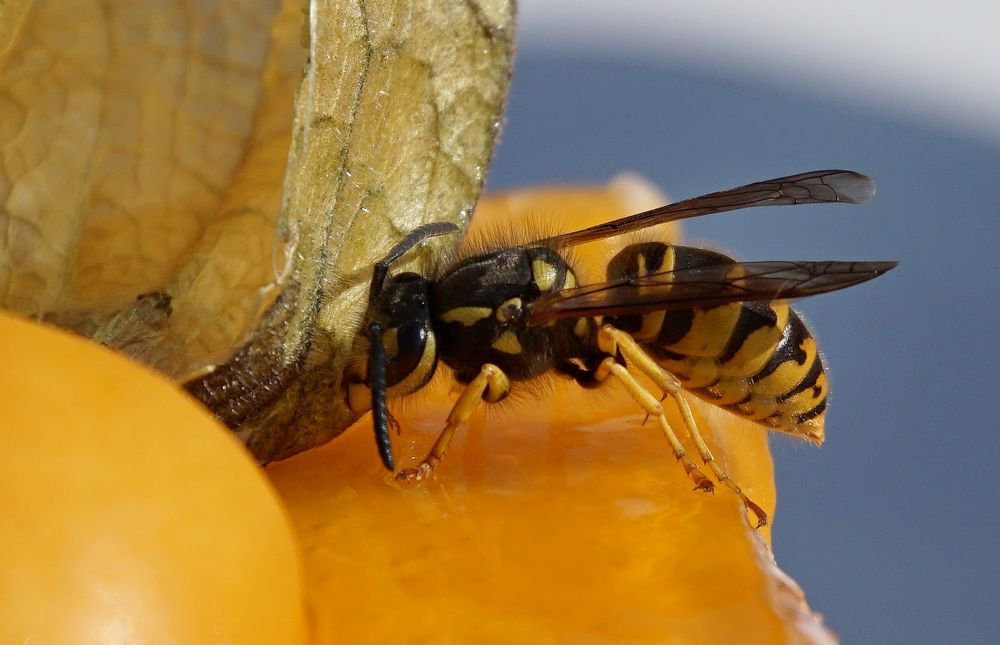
[344,222,458,471]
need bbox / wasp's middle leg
[597,325,768,528]
[561,354,715,493]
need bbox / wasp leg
[396,363,510,482]
[593,357,714,494]
[598,325,768,528]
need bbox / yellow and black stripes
[605,242,828,442]
[432,245,589,382]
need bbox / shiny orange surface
[0,312,308,644]
[268,181,834,644]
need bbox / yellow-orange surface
[267,179,835,644]
[0,312,309,644]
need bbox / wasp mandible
[344,169,896,527]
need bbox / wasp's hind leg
[597,325,768,528]
[565,354,715,495]
[397,363,510,482]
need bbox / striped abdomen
[605,242,827,443]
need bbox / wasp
[344,170,896,527]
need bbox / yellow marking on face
[382,327,399,358]
[440,306,492,326]
[491,330,523,354]
[495,297,523,323]
[532,259,558,291]
[574,318,590,338]
[388,332,438,396]
[563,270,577,289]
[347,381,371,413]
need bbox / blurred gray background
[487,2,1000,642]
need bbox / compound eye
[397,320,425,352]
[385,321,430,386]
[392,272,424,284]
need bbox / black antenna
[368,222,459,305]
[368,320,395,471]
[366,221,458,471]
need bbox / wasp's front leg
[396,363,510,481]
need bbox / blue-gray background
[486,54,1000,643]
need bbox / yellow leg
[594,357,714,493]
[599,325,768,528]
[396,363,510,482]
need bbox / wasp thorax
[431,246,590,382]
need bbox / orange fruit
[0,311,309,644]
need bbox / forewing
[524,260,897,325]
[539,170,875,248]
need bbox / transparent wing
[538,170,876,248]
[524,259,897,326]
